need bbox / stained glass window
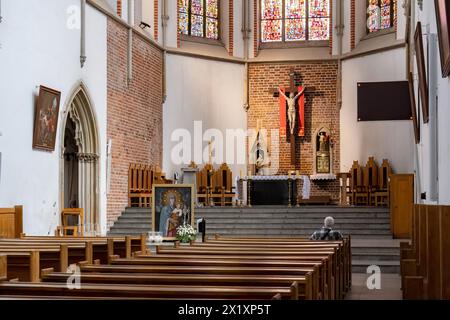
[178,0,219,40]
[261,0,330,43]
[367,0,395,33]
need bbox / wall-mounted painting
[408,72,420,144]
[414,22,429,123]
[152,184,195,240]
[33,86,61,151]
[435,0,450,77]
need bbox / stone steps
[352,260,400,274]
[108,206,400,273]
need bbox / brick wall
[107,19,164,228]
[248,62,340,200]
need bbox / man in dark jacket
[310,216,343,241]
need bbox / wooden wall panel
[426,205,441,299]
[442,206,450,299]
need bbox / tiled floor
[345,273,403,300]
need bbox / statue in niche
[250,120,270,175]
[316,130,331,174]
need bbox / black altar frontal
[247,176,301,206]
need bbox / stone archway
[60,83,100,234]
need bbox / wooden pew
[209,235,352,290]
[0,282,298,300]
[18,234,148,258]
[0,235,146,281]
[200,236,351,298]
[155,245,341,299]
[41,270,314,300]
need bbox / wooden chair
[128,164,153,208]
[59,208,84,237]
[349,161,368,205]
[153,166,173,185]
[196,164,214,206]
[374,159,392,207]
[338,172,351,206]
[212,163,236,206]
[364,157,379,206]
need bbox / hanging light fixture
[0,0,3,23]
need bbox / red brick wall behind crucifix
[248,61,340,201]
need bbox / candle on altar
[288,171,291,178]
[240,170,243,178]
[296,170,300,177]
[248,170,251,177]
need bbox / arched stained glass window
[367,0,396,33]
[261,0,330,43]
[178,0,219,40]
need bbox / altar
[238,175,311,206]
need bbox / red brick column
[154,0,159,40]
[107,19,164,228]
[117,0,122,17]
[253,0,259,57]
[329,0,333,55]
[351,0,356,50]
[394,0,397,31]
[177,0,181,48]
[229,0,234,56]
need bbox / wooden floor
[346,273,402,300]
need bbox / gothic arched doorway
[60,83,100,234]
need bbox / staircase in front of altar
[108,206,400,273]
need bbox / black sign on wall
[357,81,413,121]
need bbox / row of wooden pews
[400,204,450,299]
[0,234,350,300]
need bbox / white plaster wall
[340,48,414,174]
[0,0,108,235]
[221,0,230,52]
[396,0,407,41]
[141,0,153,32]
[165,0,178,48]
[342,0,352,54]
[233,1,244,59]
[163,54,247,184]
[414,1,450,204]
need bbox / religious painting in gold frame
[152,184,195,240]
[33,85,61,151]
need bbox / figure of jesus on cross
[269,67,308,165]
[278,86,306,136]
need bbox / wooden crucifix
[269,67,306,165]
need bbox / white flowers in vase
[176,224,197,243]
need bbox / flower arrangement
[176,224,197,243]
